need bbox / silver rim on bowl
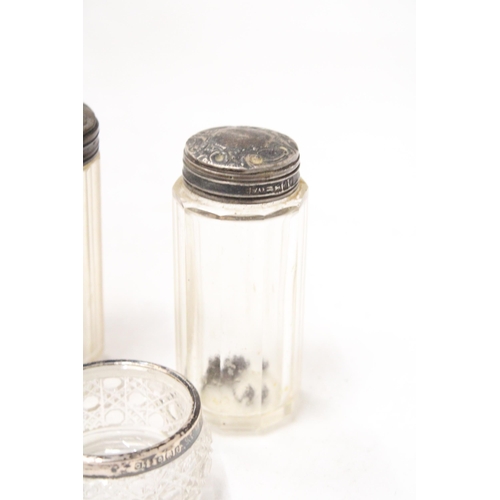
[83,360,203,479]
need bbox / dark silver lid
[83,103,99,166]
[183,126,300,202]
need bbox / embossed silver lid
[83,103,99,166]
[183,126,300,202]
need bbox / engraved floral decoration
[182,126,301,200]
[185,126,299,171]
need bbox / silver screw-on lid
[183,126,300,202]
[83,103,99,166]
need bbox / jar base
[202,399,298,434]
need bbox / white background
[3,0,500,498]
[84,1,415,498]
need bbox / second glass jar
[173,126,308,432]
[83,103,104,363]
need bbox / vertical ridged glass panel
[173,178,308,432]
[83,155,104,362]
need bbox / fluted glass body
[173,178,308,432]
[84,154,104,362]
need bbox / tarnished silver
[83,360,203,479]
[183,126,301,202]
[83,103,99,167]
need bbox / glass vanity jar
[83,360,212,500]
[83,104,104,362]
[173,126,308,432]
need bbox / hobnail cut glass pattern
[83,365,211,500]
[83,425,211,500]
[83,375,192,437]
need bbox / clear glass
[83,154,104,362]
[173,178,308,432]
[83,361,212,500]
